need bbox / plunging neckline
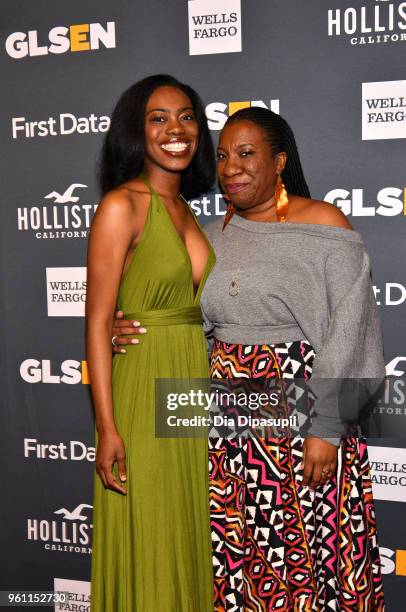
[141,175,213,303]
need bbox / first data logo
[188,0,242,55]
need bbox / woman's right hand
[302,437,338,490]
[111,309,147,354]
[96,430,128,494]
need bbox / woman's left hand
[302,437,338,489]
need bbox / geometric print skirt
[208,339,385,611]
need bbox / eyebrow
[146,106,194,115]
[217,142,257,150]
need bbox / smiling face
[143,86,199,176]
[217,119,286,210]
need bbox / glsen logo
[386,357,406,376]
[369,446,406,502]
[362,80,406,140]
[24,438,95,462]
[54,579,90,612]
[46,267,87,317]
[28,504,93,554]
[20,359,90,384]
[5,22,116,59]
[206,99,280,131]
[328,1,406,46]
[17,184,97,240]
[188,0,241,56]
[380,547,406,576]
[373,283,406,306]
[324,187,406,216]
[12,113,110,139]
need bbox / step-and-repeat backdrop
[1,1,405,609]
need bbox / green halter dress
[90,176,215,611]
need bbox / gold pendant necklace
[229,274,239,296]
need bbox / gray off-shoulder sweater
[200,215,386,443]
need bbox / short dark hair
[99,74,215,199]
[225,107,311,198]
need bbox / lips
[224,183,248,194]
[160,141,190,154]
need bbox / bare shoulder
[97,179,150,217]
[289,196,353,230]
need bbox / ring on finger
[112,335,118,347]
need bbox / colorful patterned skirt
[208,339,385,612]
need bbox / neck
[237,194,276,221]
[143,164,182,198]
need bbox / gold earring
[274,174,289,222]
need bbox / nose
[166,115,185,135]
[220,154,242,177]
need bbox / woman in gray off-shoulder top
[110,106,386,610]
[200,107,385,611]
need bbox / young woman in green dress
[86,75,215,611]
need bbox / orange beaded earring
[222,198,235,231]
[275,174,289,222]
